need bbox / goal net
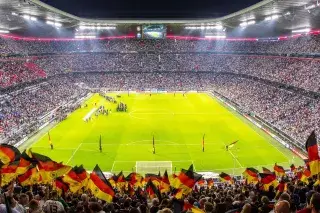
[136,161,172,174]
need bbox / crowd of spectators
[0,76,87,143]
[1,53,320,92]
[1,173,320,213]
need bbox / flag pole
[99,135,102,153]
[152,135,155,154]
[202,134,205,152]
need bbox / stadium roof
[0,0,319,37]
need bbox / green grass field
[22,92,303,175]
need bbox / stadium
[0,0,320,212]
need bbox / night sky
[41,0,262,19]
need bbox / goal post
[136,161,172,174]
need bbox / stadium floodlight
[265,16,272,21]
[305,4,316,10]
[54,22,62,27]
[0,30,9,34]
[265,14,280,21]
[240,22,248,27]
[23,14,30,20]
[46,20,54,25]
[30,16,37,21]
[292,28,311,33]
[206,25,223,30]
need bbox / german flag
[207,178,214,188]
[127,183,135,196]
[146,179,161,199]
[197,178,205,187]
[172,188,184,199]
[62,165,89,193]
[290,164,296,173]
[219,172,232,183]
[300,169,311,184]
[242,168,259,184]
[160,170,170,193]
[87,165,114,202]
[0,144,20,165]
[168,173,177,185]
[259,173,278,191]
[171,165,202,196]
[145,173,161,186]
[115,171,126,191]
[305,131,320,176]
[274,164,285,177]
[17,166,41,186]
[262,167,272,174]
[125,172,143,188]
[32,152,71,183]
[276,179,288,195]
[0,161,19,186]
[183,202,205,213]
[53,177,69,196]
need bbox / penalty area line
[228,150,244,168]
[66,143,82,164]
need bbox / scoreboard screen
[142,25,166,39]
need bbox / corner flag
[48,132,53,150]
[226,140,238,151]
[153,135,155,154]
[202,134,205,152]
[99,135,102,153]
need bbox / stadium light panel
[240,22,248,27]
[0,30,9,34]
[265,14,280,21]
[292,28,311,33]
[46,20,54,25]
[305,4,316,10]
[54,22,62,27]
[23,15,30,20]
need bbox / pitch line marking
[111,161,116,173]
[66,143,82,164]
[228,151,244,168]
[221,141,244,168]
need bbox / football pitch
[22,92,303,175]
